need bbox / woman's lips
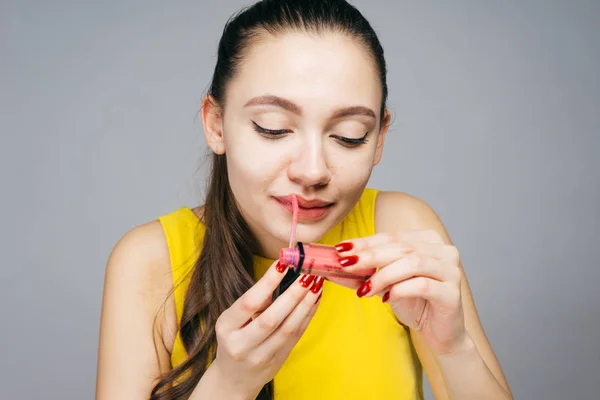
[274,196,334,220]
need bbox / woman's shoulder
[374,190,448,235]
[102,217,182,354]
[108,219,172,277]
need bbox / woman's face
[204,31,389,258]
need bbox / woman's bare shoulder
[374,190,444,233]
[96,220,177,398]
[108,219,178,346]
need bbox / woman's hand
[211,260,324,398]
[334,230,468,356]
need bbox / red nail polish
[382,292,390,303]
[276,261,287,273]
[311,276,324,293]
[335,242,354,252]
[299,274,315,288]
[357,280,372,297]
[339,255,359,267]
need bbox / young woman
[95,1,513,399]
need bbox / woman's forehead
[226,31,382,113]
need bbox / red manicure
[299,274,315,288]
[276,261,287,273]
[339,255,359,267]
[335,242,354,252]
[382,292,390,303]
[311,276,325,293]
[357,280,372,297]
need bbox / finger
[335,229,446,255]
[335,232,398,254]
[258,277,324,354]
[221,260,288,331]
[240,274,319,347]
[357,254,452,297]
[385,276,454,305]
[340,241,451,273]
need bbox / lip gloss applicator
[289,194,299,249]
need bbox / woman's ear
[201,95,225,155]
[373,109,391,166]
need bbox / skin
[95,30,513,399]
[205,31,386,259]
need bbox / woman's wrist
[190,361,258,400]
[433,331,477,363]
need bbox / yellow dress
[158,188,424,399]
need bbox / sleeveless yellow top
[158,188,423,399]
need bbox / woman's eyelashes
[331,132,369,147]
[251,121,369,147]
[251,120,290,136]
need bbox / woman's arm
[375,191,513,400]
[95,222,175,399]
[95,220,323,400]
[96,222,248,399]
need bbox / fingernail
[382,292,390,303]
[299,274,315,288]
[335,242,354,252]
[276,261,287,273]
[311,276,325,293]
[357,280,372,297]
[339,255,359,267]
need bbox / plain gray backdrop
[2,0,599,399]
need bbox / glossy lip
[273,195,334,220]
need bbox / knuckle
[361,249,375,264]
[280,324,297,338]
[390,285,402,299]
[444,245,460,263]
[417,278,430,295]
[248,353,268,368]
[227,343,246,362]
[239,296,258,314]
[257,315,277,332]
[266,271,283,287]
[408,253,421,267]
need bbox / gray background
[1,0,599,399]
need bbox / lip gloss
[279,242,375,280]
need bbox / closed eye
[331,132,369,147]
[251,120,369,147]
[251,121,290,136]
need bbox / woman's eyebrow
[244,95,376,120]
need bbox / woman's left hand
[333,230,469,356]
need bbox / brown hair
[151,0,388,398]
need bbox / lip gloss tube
[279,242,375,280]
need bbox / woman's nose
[286,136,332,188]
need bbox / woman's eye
[251,121,290,137]
[252,120,369,147]
[332,133,370,147]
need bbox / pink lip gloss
[279,242,375,280]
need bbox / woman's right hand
[211,260,324,398]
